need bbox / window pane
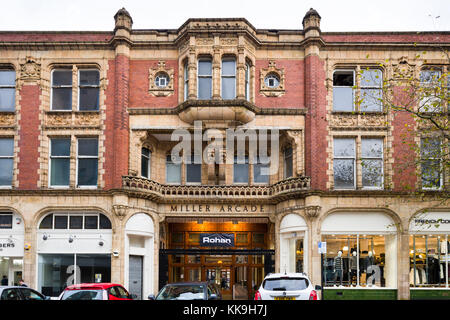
[333,87,354,111]
[99,214,112,229]
[50,158,70,186]
[333,71,354,86]
[334,159,354,188]
[284,148,293,178]
[79,88,99,111]
[38,254,75,297]
[52,70,72,86]
[166,163,181,184]
[186,163,201,183]
[54,216,68,229]
[234,163,249,183]
[222,60,235,76]
[39,214,53,229]
[360,88,382,112]
[198,78,212,99]
[52,88,72,110]
[362,159,383,188]
[254,163,269,183]
[361,69,382,87]
[198,60,212,76]
[422,159,441,188]
[0,159,13,186]
[334,139,355,157]
[421,138,440,158]
[0,70,15,85]
[222,78,235,100]
[0,214,12,229]
[362,139,383,158]
[51,139,70,156]
[0,138,14,156]
[77,158,98,186]
[69,216,83,229]
[141,155,149,178]
[0,88,15,111]
[84,216,98,229]
[420,70,441,84]
[78,139,98,156]
[79,70,99,86]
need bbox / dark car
[149,282,222,300]
[0,286,50,300]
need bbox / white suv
[254,273,321,300]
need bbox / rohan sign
[168,204,266,214]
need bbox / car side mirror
[315,285,322,291]
[148,294,156,300]
[130,294,138,300]
[209,294,218,300]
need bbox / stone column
[188,37,197,100]
[212,35,221,100]
[397,228,411,300]
[236,35,246,99]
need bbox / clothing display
[333,256,344,286]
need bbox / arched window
[39,212,112,230]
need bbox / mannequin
[334,250,344,286]
[365,251,375,285]
[349,251,358,286]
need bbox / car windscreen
[156,285,205,300]
[61,289,103,300]
[262,278,309,291]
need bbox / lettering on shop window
[415,219,450,225]
[66,265,81,287]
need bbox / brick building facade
[0,8,449,300]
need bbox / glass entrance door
[206,266,232,300]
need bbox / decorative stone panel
[148,61,174,97]
[259,60,285,97]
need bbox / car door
[115,286,132,300]
[18,288,45,300]
[1,288,21,300]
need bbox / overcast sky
[1,0,449,32]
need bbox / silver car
[0,286,50,300]
[254,273,321,300]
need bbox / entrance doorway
[129,255,143,300]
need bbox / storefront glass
[38,254,111,297]
[409,235,449,287]
[322,234,396,288]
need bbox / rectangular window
[77,138,98,187]
[84,215,98,229]
[141,147,151,179]
[54,215,68,229]
[234,156,249,183]
[0,138,14,187]
[222,58,236,100]
[333,138,355,189]
[0,70,15,111]
[0,212,13,229]
[69,216,83,229]
[284,147,293,179]
[78,70,100,111]
[166,155,181,184]
[360,69,383,112]
[184,61,189,101]
[361,138,383,189]
[254,156,270,184]
[333,70,354,112]
[50,138,71,187]
[51,70,72,110]
[420,69,442,112]
[421,137,441,189]
[186,154,201,184]
[198,59,212,99]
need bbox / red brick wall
[255,59,305,109]
[322,33,450,43]
[17,84,41,189]
[129,60,178,108]
[304,55,328,190]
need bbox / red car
[59,283,137,300]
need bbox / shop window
[99,214,112,229]
[333,138,356,189]
[78,70,100,111]
[409,235,449,287]
[39,213,111,230]
[361,138,383,189]
[322,234,396,288]
[233,155,249,184]
[39,214,53,229]
[51,69,72,110]
[198,59,212,99]
[54,215,68,229]
[171,232,184,244]
[69,216,83,229]
[360,69,383,112]
[0,212,12,229]
[283,147,293,179]
[166,155,181,184]
[333,70,354,112]
[77,138,98,187]
[50,138,71,187]
[186,154,201,184]
[84,215,98,229]
[141,147,151,179]
[0,138,13,187]
[421,137,442,189]
[221,57,236,100]
[0,69,15,111]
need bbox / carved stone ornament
[20,56,41,82]
[0,113,16,127]
[392,57,415,81]
[148,61,174,97]
[329,114,358,127]
[260,60,286,97]
[304,205,321,219]
[112,204,129,220]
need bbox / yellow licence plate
[274,297,295,300]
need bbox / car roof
[264,273,310,279]
[164,282,211,286]
[64,283,123,290]
[0,286,32,289]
